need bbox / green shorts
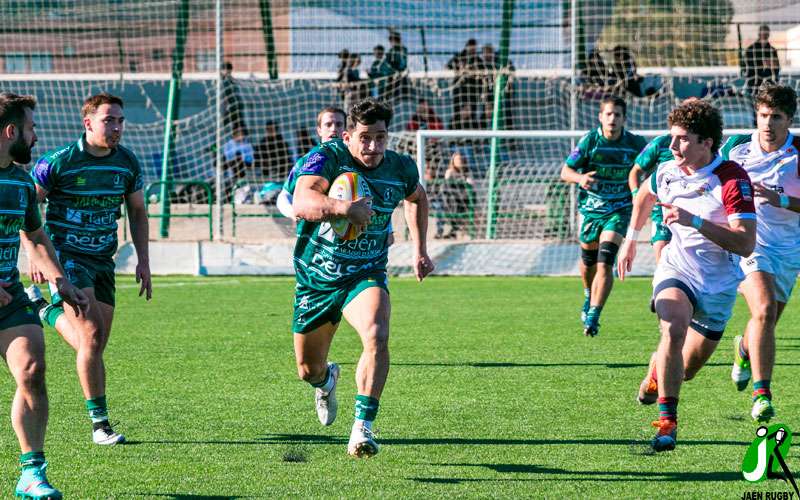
[0,283,42,331]
[51,253,116,307]
[650,205,672,244]
[293,273,389,334]
[579,210,631,244]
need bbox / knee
[660,324,688,349]
[597,241,619,266]
[16,357,46,392]
[752,300,777,326]
[363,326,390,355]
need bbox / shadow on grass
[127,495,253,499]
[255,434,749,447]
[337,361,800,369]
[125,434,749,447]
[409,462,744,483]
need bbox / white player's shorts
[740,246,800,303]
[652,264,738,341]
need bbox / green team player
[291,98,433,458]
[276,107,347,218]
[0,92,89,499]
[24,92,151,446]
[560,95,647,337]
[629,134,674,262]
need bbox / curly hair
[754,83,797,119]
[667,98,723,153]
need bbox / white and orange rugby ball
[328,172,371,240]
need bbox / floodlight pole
[485,0,514,240]
[215,0,224,240]
[159,0,190,238]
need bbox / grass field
[1,275,799,499]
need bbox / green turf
[1,275,798,498]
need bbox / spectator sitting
[254,121,291,180]
[435,151,474,239]
[742,24,781,96]
[406,99,444,131]
[223,126,254,180]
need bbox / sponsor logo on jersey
[114,174,122,186]
[76,177,87,186]
[301,152,327,175]
[18,188,26,209]
[66,208,82,224]
[739,180,753,201]
[567,148,581,163]
[0,215,24,235]
[695,182,711,196]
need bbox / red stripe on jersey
[713,161,756,216]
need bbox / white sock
[315,367,335,394]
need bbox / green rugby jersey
[293,139,419,289]
[719,134,752,160]
[635,134,673,175]
[565,127,647,216]
[0,165,41,285]
[31,134,143,258]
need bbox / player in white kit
[618,99,757,452]
[720,83,800,422]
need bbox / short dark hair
[347,98,393,130]
[316,106,346,127]
[0,92,36,131]
[82,92,123,117]
[754,83,797,118]
[373,45,385,52]
[668,98,724,153]
[600,95,627,117]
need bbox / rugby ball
[328,172,370,240]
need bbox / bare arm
[660,203,756,257]
[292,175,372,225]
[125,189,152,300]
[560,163,596,190]
[22,227,89,313]
[617,180,658,280]
[628,164,646,192]
[753,182,800,214]
[404,184,434,282]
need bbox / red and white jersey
[726,132,800,257]
[651,155,756,294]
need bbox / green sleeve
[564,133,592,171]
[719,134,751,160]
[295,146,337,184]
[635,140,660,174]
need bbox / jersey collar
[691,154,723,178]
[77,133,116,158]
[750,130,795,159]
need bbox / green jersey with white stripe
[293,139,419,289]
[565,127,647,217]
[0,165,41,285]
[31,134,143,258]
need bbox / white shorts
[652,264,738,341]
[740,247,800,303]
